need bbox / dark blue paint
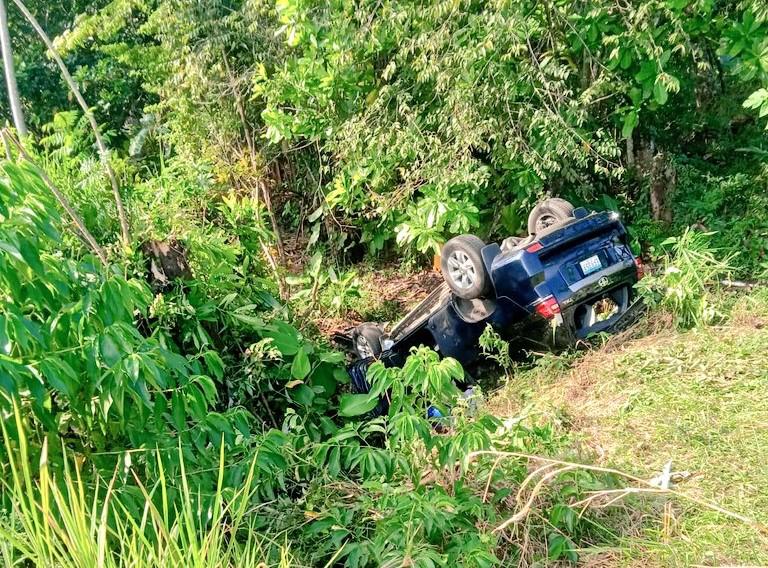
[377,210,639,366]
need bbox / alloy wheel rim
[447,250,477,289]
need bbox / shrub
[0,161,344,503]
[636,229,733,328]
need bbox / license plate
[579,255,602,276]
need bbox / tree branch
[11,0,131,247]
[3,129,108,265]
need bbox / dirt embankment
[314,268,443,338]
[489,301,768,566]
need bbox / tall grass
[637,228,733,328]
[0,403,296,568]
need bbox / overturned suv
[344,198,643,378]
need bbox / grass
[0,409,297,568]
[489,291,768,566]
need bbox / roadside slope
[491,301,768,566]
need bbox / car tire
[352,323,384,360]
[440,235,491,300]
[527,198,575,234]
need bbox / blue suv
[346,199,643,372]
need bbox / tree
[12,0,131,245]
[0,0,25,136]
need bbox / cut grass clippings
[490,296,768,566]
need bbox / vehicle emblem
[598,276,610,288]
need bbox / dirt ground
[282,232,444,337]
[313,267,443,338]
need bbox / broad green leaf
[622,110,639,139]
[194,375,218,403]
[290,346,311,380]
[0,316,9,355]
[19,238,43,274]
[309,363,339,397]
[619,49,632,70]
[123,355,140,381]
[328,445,341,476]
[99,334,121,367]
[0,241,23,263]
[202,351,225,379]
[744,88,768,109]
[289,383,315,406]
[206,412,233,435]
[231,312,264,328]
[635,60,656,84]
[171,391,186,431]
[141,356,166,389]
[317,350,345,364]
[39,358,77,399]
[653,80,669,105]
[338,393,378,417]
[263,320,301,355]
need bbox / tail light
[634,257,645,280]
[534,295,561,319]
[526,242,543,253]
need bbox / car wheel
[527,198,575,234]
[352,323,384,359]
[440,235,491,300]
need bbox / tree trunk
[0,0,26,137]
[626,136,634,168]
[12,0,130,246]
[650,152,675,225]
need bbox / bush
[0,161,342,499]
[0,160,629,567]
[667,160,768,279]
[636,229,733,328]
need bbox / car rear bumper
[557,258,636,311]
[515,263,638,349]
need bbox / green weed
[636,229,734,328]
[0,405,291,567]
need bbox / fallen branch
[720,279,764,290]
[2,129,108,265]
[466,450,768,536]
[495,464,579,533]
[11,0,130,247]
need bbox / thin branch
[11,0,130,247]
[3,129,108,265]
[495,465,578,532]
[482,456,503,503]
[467,450,768,535]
